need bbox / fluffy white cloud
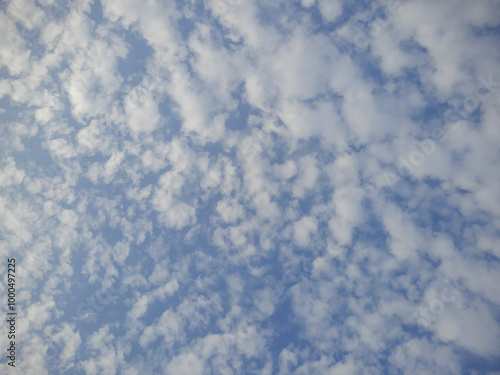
[1,0,499,373]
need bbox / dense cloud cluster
[0,0,499,374]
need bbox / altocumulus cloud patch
[0,0,500,374]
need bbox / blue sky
[1,0,500,374]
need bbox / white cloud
[292,155,319,198]
[216,197,245,223]
[294,216,318,247]
[125,87,161,134]
[329,187,363,246]
[165,352,204,375]
[1,0,499,373]
[0,157,25,187]
[317,0,343,22]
